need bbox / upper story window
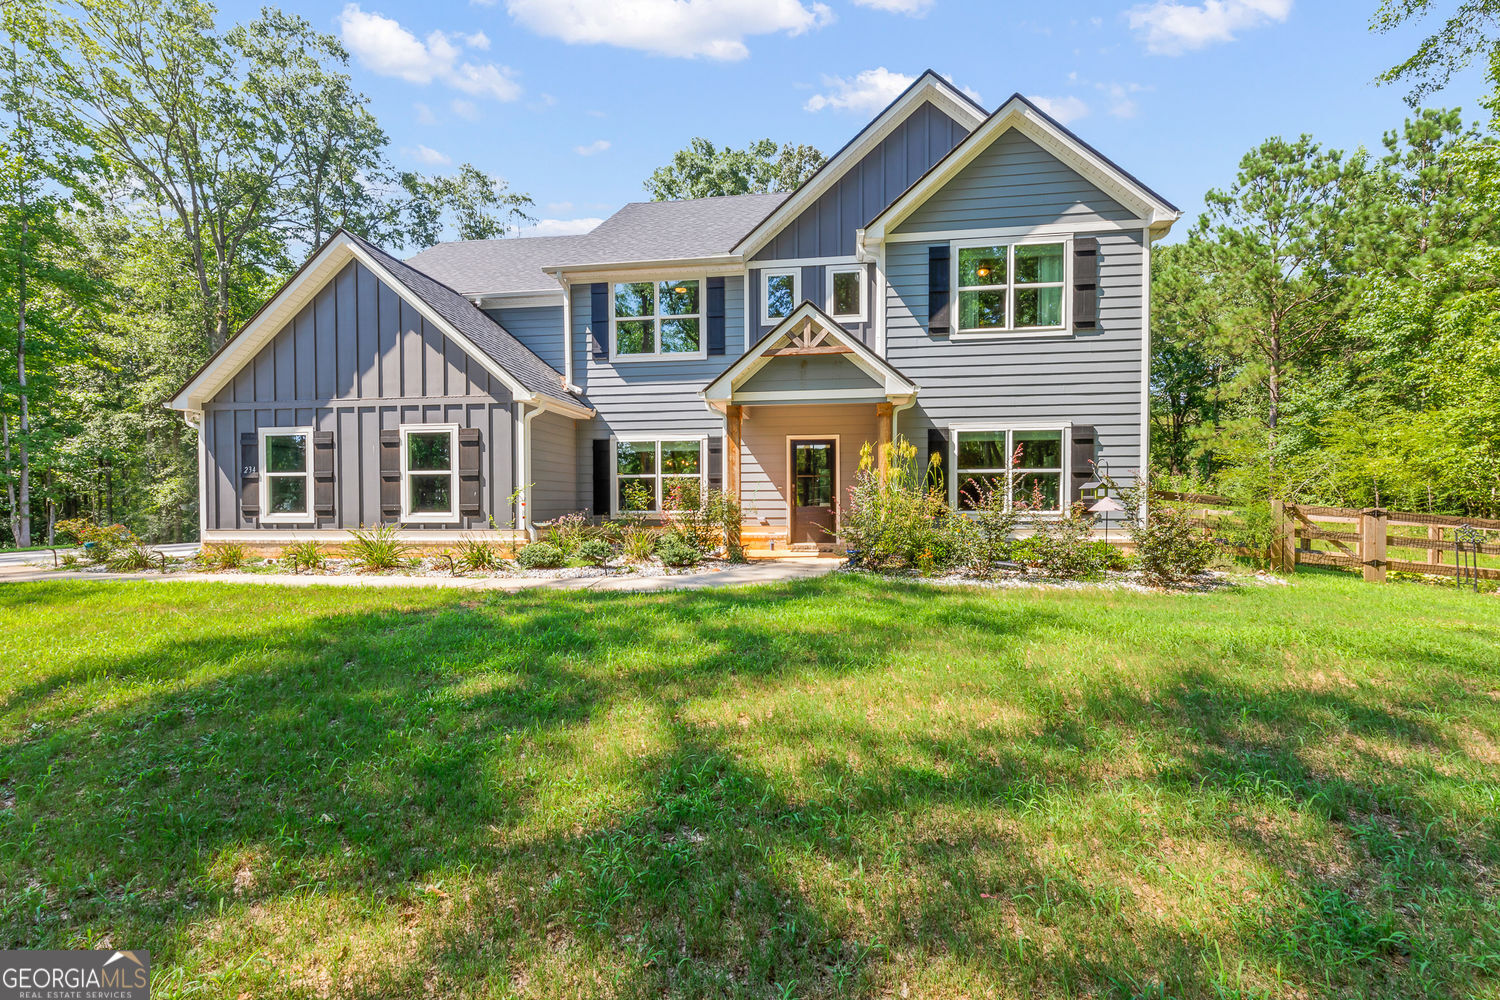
[613,279,702,360]
[952,427,1066,513]
[761,269,799,325]
[827,264,865,323]
[259,427,313,523]
[954,240,1068,336]
[401,424,459,522]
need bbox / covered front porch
[700,303,917,556]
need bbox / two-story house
[168,71,1179,552]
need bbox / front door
[791,439,836,545]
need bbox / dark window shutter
[1070,424,1097,502]
[589,283,609,359]
[706,435,723,491]
[379,428,401,520]
[591,439,611,517]
[457,427,482,516]
[1073,237,1099,330]
[312,430,335,518]
[927,427,948,494]
[239,432,259,520]
[706,276,726,355]
[928,244,951,335]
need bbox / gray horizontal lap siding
[528,409,578,522]
[572,277,745,511]
[484,304,565,372]
[886,229,1145,482]
[201,259,516,531]
[739,354,882,396]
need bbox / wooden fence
[1156,491,1500,583]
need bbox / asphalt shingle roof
[405,192,789,296]
[347,232,578,405]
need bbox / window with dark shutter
[591,439,610,516]
[457,427,482,516]
[706,276,726,355]
[379,428,401,520]
[1070,424,1097,502]
[1073,238,1099,330]
[589,283,609,359]
[928,244,951,335]
[312,430,335,518]
[239,431,259,520]
[706,435,723,491]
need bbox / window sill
[401,514,460,524]
[259,515,315,524]
[608,352,709,364]
[950,327,1073,340]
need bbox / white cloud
[413,101,437,125]
[505,0,832,60]
[1030,95,1090,124]
[404,144,452,165]
[804,67,981,114]
[450,99,481,120]
[1095,81,1149,117]
[574,139,611,156]
[524,217,605,236]
[851,0,933,14]
[338,4,521,100]
[1127,0,1291,55]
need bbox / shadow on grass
[1,574,1498,997]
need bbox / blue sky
[217,0,1493,243]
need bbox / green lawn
[1,573,1498,999]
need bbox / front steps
[740,526,843,561]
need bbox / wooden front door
[791,439,836,545]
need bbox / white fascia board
[471,290,565,309]
[865,99,1180,244]
[544,256,744,282]
[733,77,988,262]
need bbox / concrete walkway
[0,557,842,593]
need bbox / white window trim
[948,422,1072,515]
[950,236,1072,339]
[609,277,708,363]
[760,268,801,326]
[825,264,867,323]
[610,434,709,518]
[258,426,314,524]
[400,423,460,524]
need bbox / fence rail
[1154,492,1500,584]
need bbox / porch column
[876,402,894,484]
[725,405,742,497]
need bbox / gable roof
[700,300,917,406]
[863,93,1181,243]
[730,70,989,260]
[168,230,590,415]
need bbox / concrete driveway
[0,543,199,569]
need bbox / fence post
[1270,499,1296,573]
[1361,508,1388,583]
[1428,525,1443,566]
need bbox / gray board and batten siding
[201,259,517,531]
[881,128,1147,485]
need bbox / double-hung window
[826,264,865,322]
[613,279,702,359]
[260,427,313,522]
[953,240,1068,336]
[401,424,458,522]
[761,269,799,325]
[614,437,705,514]
[952,427,1066,513]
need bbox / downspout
[891,396,916,446]
[560,276,578,392]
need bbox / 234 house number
[242,465,257,476]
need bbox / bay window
[401,424,458,522]
[614,437,705,514]
[613,279,702,359]
[952,427,1066,513]
[259,427,313,522]
[954,240,1068,335]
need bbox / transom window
[613,279,701,359]
[954,241,1067,335]
[827,264,865,322]
[952,427,1066,513]
[615,438,704,514]
[260,427,312,522]
[401,424,458,522]
[761,269,799,325]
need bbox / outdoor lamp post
[1089,495,1125,543]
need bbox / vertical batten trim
[1139,227,1151,523]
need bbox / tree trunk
[45,469,54,545]
[14,159,30,548]
[1266,329,1281,476]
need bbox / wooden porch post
[725,405,742,498]
[875,402,894,484]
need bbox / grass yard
[1,572,1499,999]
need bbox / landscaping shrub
[1087,539,1133,572]
[1119,480,1217,586]
[620,524,658,564]
[56,518,137,563]
[457,536,503,572]
[281,540,326,574]
[577,538,612,566]
[516,541,564,569]
[199,542,247,571]
[654,533,700,567]
[543,512,591,556]
[1030,509,1109,580]
[662,483,745,559]
[346,524,410,571]
[106,545,153,571]
[957,478,1024,577]
[842,438,953,571]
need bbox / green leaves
[644,138,826,201]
